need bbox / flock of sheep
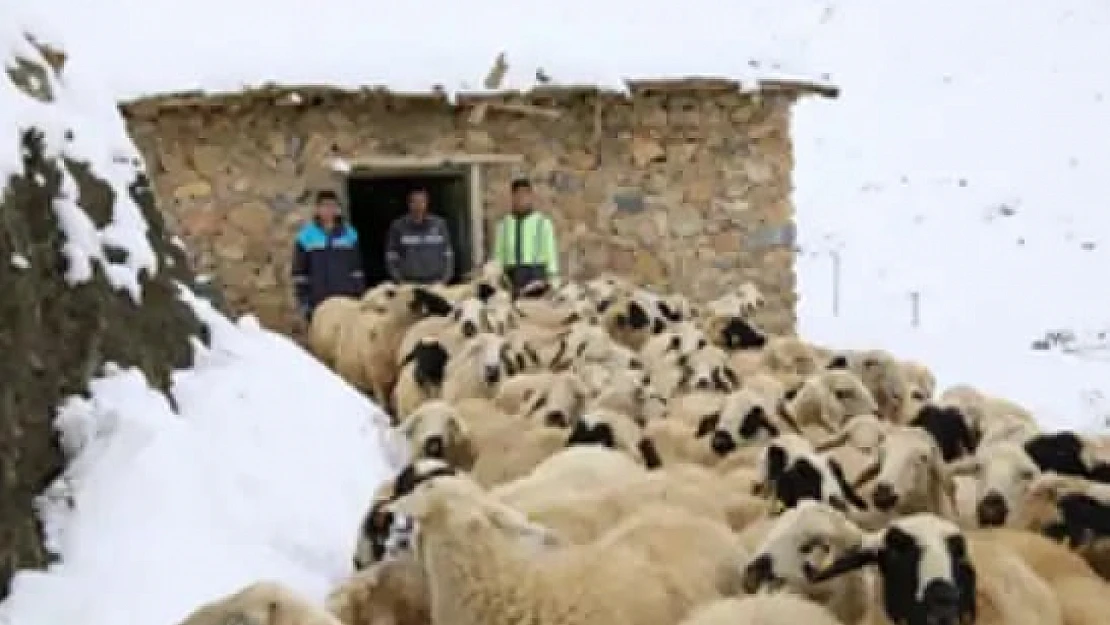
[178,264,1110,625]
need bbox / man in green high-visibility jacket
[492,178,559,297]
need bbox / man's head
[315,189,341,225]
[510,178,533,215]
[408,187,429,221]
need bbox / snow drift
[0,11,399,625]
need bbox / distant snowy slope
[791,0,1110,430]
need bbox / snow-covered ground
[2,1,1109,624]
[791,0,1110,431]
[0,300,396,625]
[1,12,397,624]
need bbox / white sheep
[175,580,344,625]
[807,513,1063,625]
[395,400,477,470]
[850,426,959,528]
[382,474,740,625]
[678,595,841,625]
[326,559,429,625]
[440,333,514,403]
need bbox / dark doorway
[346,172,472,289]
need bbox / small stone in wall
[612,188,644,213]
[630,136,665,167]
[173,181,212,201]
[747,223,797,249]
[670,206,704,238]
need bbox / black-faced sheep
[938,385,1040,449]
[1012,472,1110,579]
[470,407,657,487]
[758,433,869,516]
[506,322,609,372]
[493,370,589,427]
[382,474,740,625]
[392,339,451,419]
[1022,431,1110,483]
[701,313,767,352]
[733,500,877,625]
[175,580,345,625]
[333,284,454,409]
[695,388,802,466]
[907,404,979,462]
[353,458,460,569]
[396,296,493,367]
[653,346,740,398]
[639,322,710,367]
[599,290,670,349]
[808,513,1063,625]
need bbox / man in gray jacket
[385,187,455,285]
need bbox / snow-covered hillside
[29,0,1109,429]
[792,0,1110,431]
[0,7,397,625]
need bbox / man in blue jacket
[291,190,365,323]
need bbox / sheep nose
[545,411,568,428]
[422,436,445,459]
[921,580,961,625]
[710,431,736,456]
[976,492,1009,527]
[484,365,501,384]
[872,482,899,511]
[741,554,775,594]
[461,321,477,337]
[695,378,711,390]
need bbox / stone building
[119,78,838,334]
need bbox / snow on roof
[26,0,836,103]
[1,11,157,303]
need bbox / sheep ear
[396,414,419,439]
[807,543,878,583]
[814,429,853,453]
[453,434,479,471]
[945,457,980,477]
[829,459,869,510]
[851,460,882,490]
[695,413,720,437]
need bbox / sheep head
[397,401,477,470]
[945,442,1038,528]
[808,514,976,625]
[740,500,865,596]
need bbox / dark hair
[316,189,340,205]
[510,178,532,192]
[408,186,428,198]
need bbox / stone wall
[121,82,813,335]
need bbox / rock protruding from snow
[0,31,208,596]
